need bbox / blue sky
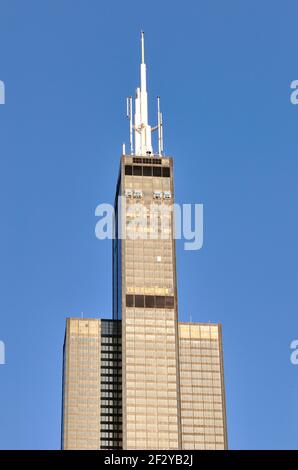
[0,0,298,450]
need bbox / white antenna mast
[141,30,145,64]
[134,31,152,156]
[126,96,133,154]
[160,110,164,154]
[157,96,164,156]
[124,32,165,157]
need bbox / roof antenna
[134,31,152,156]
[126,96,133,154]
[157,96,164,156]
[124,32,166,157]
[141,30,145,64]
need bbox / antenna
[160,110,164,154]
[134,31,152,156]
[141,30,145,64]
[124,32,167,157]
[126,96,133,154]
[157,96,164,156]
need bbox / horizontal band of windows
[100,403,122,408]
[100,380,122,385]
[101,420,122,425]
[125,165,170,177]
[100,405,122,409]
[101,398,122,403]
[101,361,121,365]
[101,347,121,354]
[100,417,122,422]
[100,428,122,433]
[100,407,122,412]
[100,387,122,393]
[101,446,122,450]
[100,384,122,388]
[100,373,122,380]
[100,365,122,370]
[100,438,123,443]
[100,438,122,444]
[100,346,121,352]
[101,358,122,363]
[100,423,122,428]
[101,445,122,448]
[101,341,121,345]
[101,336,121,342]
[132,157,162,164]
[126,294,175,309]
[100,441,122,446]
[100,377,122,381]
[101,335,121,340]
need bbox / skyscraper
[62,33,228,450]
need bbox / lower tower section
[61,318,122,450]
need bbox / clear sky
[0,0,297,450]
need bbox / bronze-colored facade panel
[62,318,102,450]
[119,155,181,449]
[62,319,121,450]
[179,323,228,450]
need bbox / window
[162,167,170,177]
[125,165,132,175]
[126,295,134,307]
[156,296,165,308]
[145,295,155,308]
[125,294,175,309]
[153,166,162,177]
[165,296,175,308]
[135,295,145,308]
[133,166,142,176]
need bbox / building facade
[179,323,227,449]
[62,318,122,450]
[62,33,227,450]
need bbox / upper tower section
[125,32,164,157]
